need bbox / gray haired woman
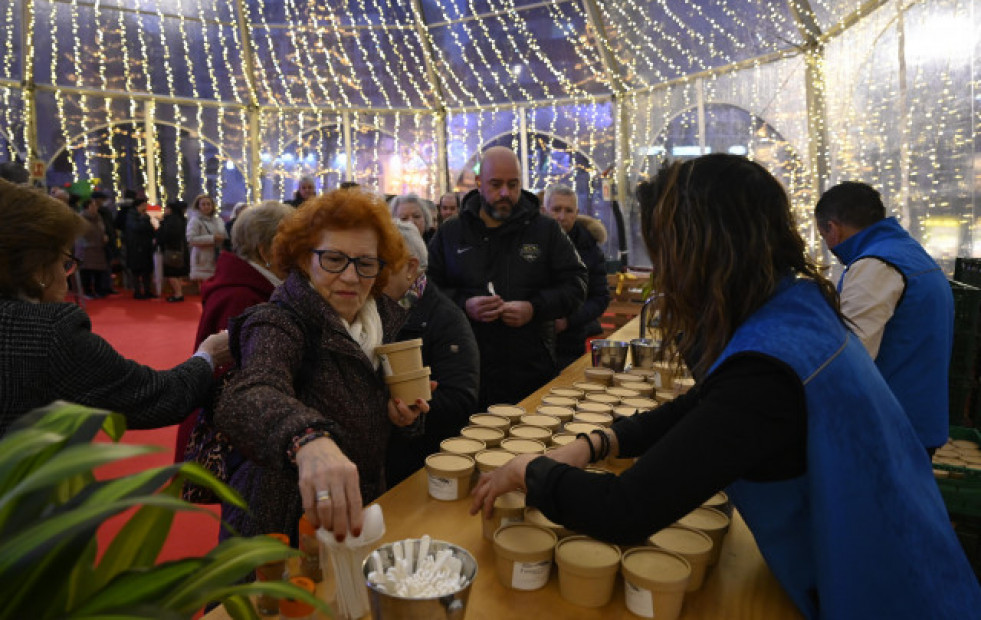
[391,194,436,244]
[384,219,480,486]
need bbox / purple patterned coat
[214,270,408,540]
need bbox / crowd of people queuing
[1,146,978,616]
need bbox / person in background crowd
[186,194,226,285]
[0,162,28,184]
[223,201,248,251]
[49,186,69,205]
[125,194,156,299]
[544,184,611,368]
[215,188,429,544]
[384,219,479,487]
[437,192,459,225]
[90,190,119,296]
[815,182,953,454]
[391,194,436,244]
[428,146,586,408]
[75,197,109,299]
[156,200,189,302]
[471,153,981,618]
[0,178,230,436]
[173,200,293,464]
[455,168,477,194]
[287,176,317,208]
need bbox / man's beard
[482,196,513,222]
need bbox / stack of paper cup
[377,338,431,403]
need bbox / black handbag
[163,248,185,269]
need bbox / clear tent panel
[0,0,21,82]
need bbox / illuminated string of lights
[366,0,429,106]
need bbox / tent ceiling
[3,0,874,110]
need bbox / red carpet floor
[85,293,221,563]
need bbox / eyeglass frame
[63,251,82,276]
[311,249,386,279]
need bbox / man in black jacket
[428,146,587,407]
[544,184,611,369]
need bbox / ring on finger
[316,489,330,502]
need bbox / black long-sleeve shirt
[525,353,807,545]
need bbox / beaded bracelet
[288,427,331,464]
[575,432,596,463]
[591,429,611,461]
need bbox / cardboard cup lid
[520,414,561,428]
[542,396,578,407]
[650,526,713,555]
[551,432,577,446]
[487,404,526,418]
[500,438,546,455]
[622,397,657,410]
[476,449,515,468]
[622,547,691,583]
[677,507,730,531]
[425,452,475,476]
[564,421,602,435]
[441,436,486,454]
[509,425,552,441]
[469,413,510,428]
[494,523,557,555]
[461,425,505,442]
[374,338,423,354]
[573,381,607,392]
[556,536,621,571]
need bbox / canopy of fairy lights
[0,0,978,268]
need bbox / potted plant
[0,401,329,619]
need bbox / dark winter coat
[125,209,156,274]
[427,189,587,407]
[556,216,611,368]
[77,210,108,271]
[155,213,189,278]
[0,299,213,436]
[214,271,408,541]
[385,281,480,487]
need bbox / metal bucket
[629,338,659,369]
[590,339,629,372]
[363,539,477,620]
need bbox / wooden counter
[207,318,801,619]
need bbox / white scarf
[339,296,383,369]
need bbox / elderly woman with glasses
[215,188,430,544]
[0,179,231,437]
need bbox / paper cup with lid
[620,547,691,619]
[573,380,608,394]
[385,366,432,403]
[508,424,553,443]
[541,395,579,409]
[573,410,614,428]
[424,453,475,501]
[468,413,510,431]
[649,525,714,591]
[676,506,730,565]
[460,425,505,448]
[626,367,656,382]
[500,437,546,456]
[550,386,585,399]
[440,436,486,458]
[564,421,603,436]
[475,448,516,473]
[554,536,622,607]
[612,372,639,387]
[482,490,526,541]
[583,366,615,385]
[550,432,578,447]
[519,413,562,433]
[375,338,423,375]
[584,391,620,407]
[487,404,526,425]
[620,381,654,397]
[701,491,731,518]
[523,506,573,539]
[651,362,676,390]
[607,386,642,400]
[621,397,658,413]
[493,523,558,591]
[576,400,615,417]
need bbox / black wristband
[575,432,596,463]
[591,429,610,461]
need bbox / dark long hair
[638,154,840,377]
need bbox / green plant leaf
[204,580,331,616]
[64,536,100,613]
[0,428,66,496]
[160,536,302,610]
[92,480,181,591]
[0,442,158,513]
[175,461,248,508]
[72,559,205,615]
[221,594,261,620]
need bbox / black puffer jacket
[427,189,586,406]
[556,216,611,368]
[385,281,480,487]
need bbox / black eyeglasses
[63,251,81,276]
[311,249,385,278]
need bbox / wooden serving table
[207,318,801,619]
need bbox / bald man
[428,147,587,407]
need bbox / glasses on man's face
[63,251,82,276]
[311,249,385,278]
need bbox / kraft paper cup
[550,432,578,447]
[621,397,658,412]
[607,386,642,400]
[583,367,615,385]
[584,392,620,407]
[508,424,553,443]
[550,386,584,399]
[440,436,486,458]
[468,413,510,431]
[460,425,505,448]
[612,372,639,387]
[626,368,656,382]
[541,395,578,409]
[536,405,575,424]
[424,453,475,501]
[573,411,614,427]
[564,421,603,436]
[523,506,572,539]
[575,400,614,416]
[500,437,546,456]
[655,390,676,403]
[676,507,730,565]
[385,366,432,402]
[519,413,562,433]
[555,536,622,607]
[482,491,526,541]
[613,405,641,419]
[487,404,526,425]
[702,491,732,518]
[475,448,516,473]
[375,338,423,375]
[620,381,655,397]
[493,524,558,591]
[620,547,691,619]
[649,526,713,592]
[573,381,608,394]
